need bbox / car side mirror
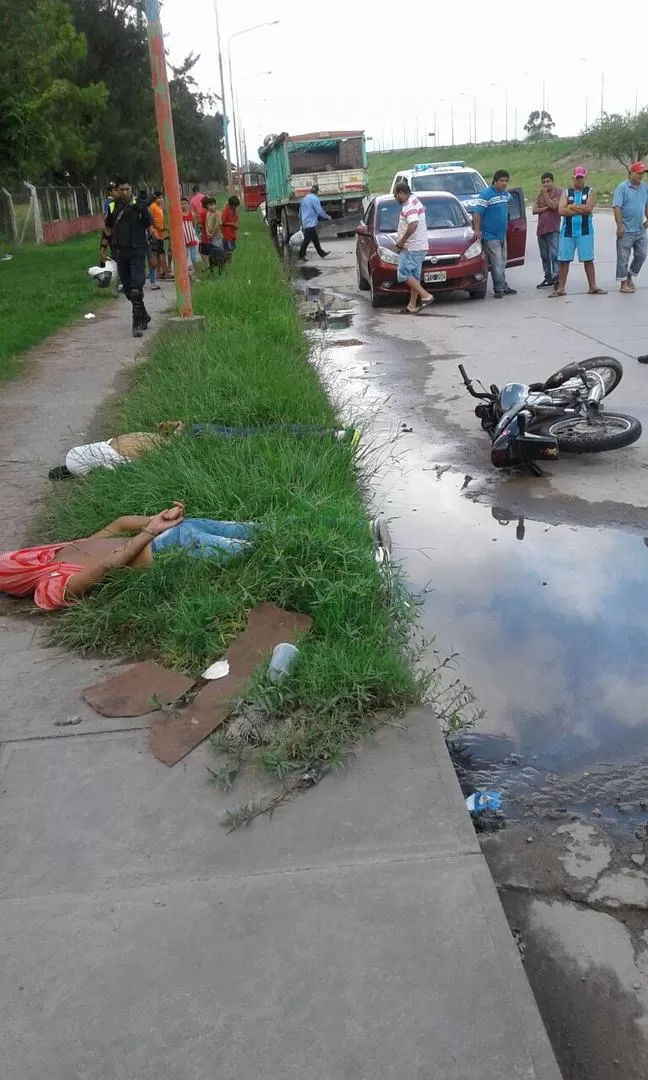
[355,223,369,236]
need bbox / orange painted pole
[145,0,192,318]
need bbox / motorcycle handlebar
[458,363,492,400]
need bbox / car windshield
[377,197,468,233]
[411,172,483,196]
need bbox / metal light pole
[213,0,233,191]
[235,71,272,176]
[450,103,455,146]
[144,0,192,318]
[228,21,279,184]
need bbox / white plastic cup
[268,642,299,684]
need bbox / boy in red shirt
[220,195,240,262]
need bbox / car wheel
[357,258,370,291]
[370,274,388,308]
[469,283,488,299]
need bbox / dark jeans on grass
[189,423,348,439]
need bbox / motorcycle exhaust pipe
[586,372,605,405]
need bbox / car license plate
[423,270,447,283]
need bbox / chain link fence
[0,184,104,246]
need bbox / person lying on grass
[49,423,360,478]
[0,503,261,611]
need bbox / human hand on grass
[145,502,184,535]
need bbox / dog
[207,241,227,276]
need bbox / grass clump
[0,235,112,380]
[49,216,421,773]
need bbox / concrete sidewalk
[0,287,561,1080]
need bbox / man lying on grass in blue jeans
[48,422,361,478]
[0,503,390,611]
[0,503,256,610]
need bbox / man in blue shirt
[298,185,331,260]
[471,169,516,298]
[613,162,648,294]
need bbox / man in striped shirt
[393,182,434,314]
[472,170,516,298]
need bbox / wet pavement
[291,214,648,832]
[291,211,648,1079]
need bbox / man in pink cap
[612,162,648,293]
[550,166,607,297]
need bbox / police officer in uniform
[99,179,153,338]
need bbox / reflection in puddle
[389,467,648,830]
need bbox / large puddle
[300,274,648,836]
[396,466,648,834]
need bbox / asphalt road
[302,208,648,1080]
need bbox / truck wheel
[281,209,291,250]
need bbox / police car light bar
[412,161,466,171]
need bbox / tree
[0,0,107,184]
[582,110,648,173]
[169,56,227,183]
[68,0,157,182]
[68,1,226,185]
[524,110,556,141]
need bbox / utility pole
[144,0,192,318]
[450,103,455,146]
[213,1,233,190]
[600,70,605,118]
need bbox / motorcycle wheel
[543,356,623,398]
[538,411,642,453]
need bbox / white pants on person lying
[65,441,129,476]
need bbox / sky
[161,0,645,161]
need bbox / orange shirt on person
[0,543,83,609]
[149,201,165,240]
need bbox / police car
[389,160,527,266]
[390,161,486,210]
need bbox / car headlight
[377,245,399,265]
[463,240,483,260]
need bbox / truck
[258,130,368,246]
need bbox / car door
[357,199,374,279]
[506,187,527,266]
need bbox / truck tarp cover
[288,139,339,152]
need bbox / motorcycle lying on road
[459,356,641,473]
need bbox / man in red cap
[612,162,648,294]
[550,166,606,297]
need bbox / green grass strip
[0,236,112,380]
[49,217,421,770]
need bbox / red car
[356,190,526,307]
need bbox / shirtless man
[49,421,184,478]
[49,422,360,478]
[0,503,257,610]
